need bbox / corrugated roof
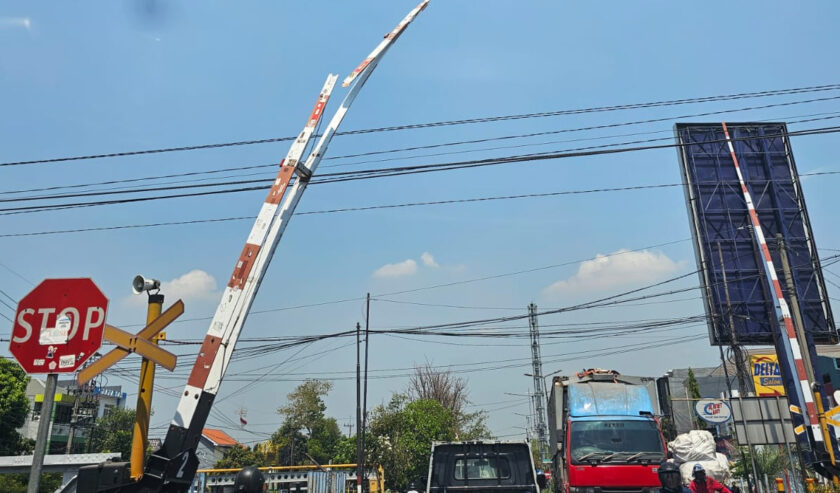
[202,428,238,447]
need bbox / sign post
[7,278,108,493]
[76,298,182,479]
[28,374,57,493]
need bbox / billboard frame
[675,122,837,346]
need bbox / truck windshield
[569,420,664,464]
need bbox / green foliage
[88,408,136,460]
[687,368,701,399]
[278,380,333,436]
[272,380,342,466]
[659,416,677,442]
[0,473,62,493]
[367,396,456,491]
[530,438,541,468]
[305,417,342,464]
[731,446,786,480]
[458,409,491,440]
[687,368,706,430]
[0,358,31,455]
[408,363,491,440]
[267,421,306,466]
[332,434,357,464]
[215,444,266,469]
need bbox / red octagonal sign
[9,278,108,374]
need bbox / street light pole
[525,368,563,397]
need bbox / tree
[0,473,61,493]
[732,446,786,481]
[659,416,678,442]
[215,445,265,469]
[89,408,135,459]
[0,358,31,455]
[687,368,706,430]
[367,395,457,491]
[332,434,357,464]
[272,380,341,465]
[305,416,342,464]
[278,380,332,436]
[267,422,307,466]
[408,363,491,439]
[409,362,468,417]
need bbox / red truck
[547,370,668,493]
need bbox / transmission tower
[528,303,549,462]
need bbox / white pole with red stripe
[197,1,433,402]
[342,0,429,87]
[721,122,823,443]
[171,74,338,429]
[167,1,431,436]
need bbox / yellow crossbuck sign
[76,300,183,385]
[790,405,806,435]
[825,404,840,428]
[791,403,840,434]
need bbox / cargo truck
[547,369,667,493]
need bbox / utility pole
[131,290,164,479]
[65,386,81,454]
[362,293,371,493]
[356,322,363,493]
[778,235,838,479]
[527,303,549,463]
[776,235,817,385]
[716,242,751,396]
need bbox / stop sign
[9,278,108,374]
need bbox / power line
[5,83,839,167]
[4,100,840,204]
[0,183,685,236]
[6,164,840,239]
[5,108,838,205]
[2,122,838,217]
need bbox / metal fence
[192,465,383,493]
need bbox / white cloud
[544,249,681,295]
[421,252,439,268]
[162,269,219,301]
[0,17,31,30]
[123,269,219,306]
[373,259,418,278]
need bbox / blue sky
[2,1,840,445]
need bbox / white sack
[668,430,717,463]
[679,454,730,485]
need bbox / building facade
[17,377,125,454]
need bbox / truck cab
[426,441,545,493]
[548,370,667,493]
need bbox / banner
[750,354,785,396]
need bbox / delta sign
[750,354,786,396]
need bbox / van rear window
[454,457,511,480]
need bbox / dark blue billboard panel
[676,122,836,346]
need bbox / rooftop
[202,428,239,447]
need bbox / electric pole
[716,242,751,396]
[356,322,362,493]
[527,303,549,463]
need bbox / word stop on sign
[13,306,106,345]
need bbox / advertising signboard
[675,122,836,346]
[694,399,733,424]
[750,354,786,396]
